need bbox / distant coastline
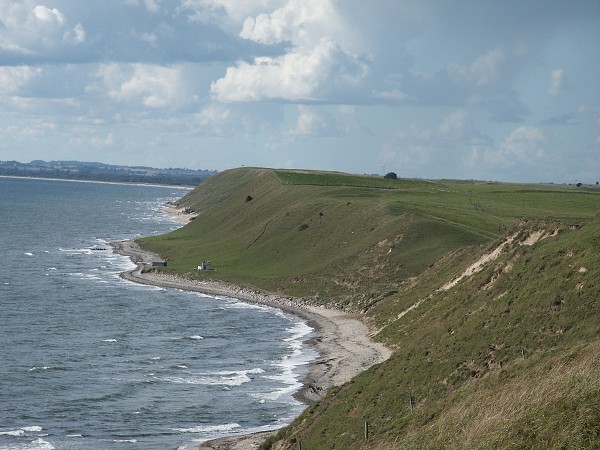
[0,160,216,187]
[0,174,194,190]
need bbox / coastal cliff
[137,168,600,449]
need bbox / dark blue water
[0,178,314,449]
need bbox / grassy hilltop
[139,167,600,449]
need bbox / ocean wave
[219,300,271,312]
[27,438,55,450]
[284,321,313,343]
[28,366,68,373]
[173,423,241,434]
[0,429,25,437]
[251,383,301,403]
[171,335,204,341]
[157,368,264,387]
[0,425,44,438]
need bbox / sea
[0,177,315,450]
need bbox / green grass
[265,217,600,449]
[140,168,599,309]
[136,168,600,448]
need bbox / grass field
[137,168,600,448]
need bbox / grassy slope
[140,168,596,309]
[267,218,600,449]
[138,168,600,448]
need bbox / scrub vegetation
[139,167,600,449]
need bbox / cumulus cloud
[0,65,41,94]
[179,0,284,25]
[288,105,340,137]
[211,37,366,102]
[63,23,86,44]
[93,63,200,110]
[91,132,114,148]
[487,126,546,165]
[210,0,367,103]
[449,46,508,87]
[0,1,86,61]
[549,69,565,96]
[239,0,340,45]
[439,109,468,136]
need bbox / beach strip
[111,240,391,449]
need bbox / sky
[0,0,599,183]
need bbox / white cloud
[211,37,366,102]
[196,103,231,134]
[239,0,339,45]
[439,109,467,136]
[32,5,65,25]
[488,125,546,165]
[144,0,160,13]
[449,46,508,87]
[289,105,339,137]
[373,89,410,102]
[91,132,114,148]
[63,23,86,44]
[179,0,284,24]
[210,0,366,103]
[95,63,198,109]
[0,66,41,94]
[0,1,85,59]
[549,69,565,96]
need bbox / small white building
[198,261,212,270]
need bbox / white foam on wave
[59,247,91,255]
[284,321,313,343]
[252,320,316,404]
[252,383,300,403]
[67,272,103,281]
[219,300,271,312]
[157,368,264,387]
[113,439,137,443]
[27,438,55,450]
[0,429,25,436]
[0,426,46,444]
[173,423,241,434]
[172,335,204,341]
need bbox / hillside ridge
[136,168,600,449]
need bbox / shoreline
[0,174,195,190]
[111,240,392,449]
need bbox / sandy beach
[112,240,391,449]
